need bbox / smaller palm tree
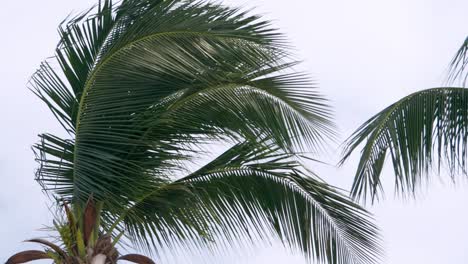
[341,36,468,202]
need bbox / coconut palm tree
[6,0,381,263]
[341,36,468,202]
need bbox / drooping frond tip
[447,36,468,86]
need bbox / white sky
[1,0,468,263]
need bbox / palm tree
[341,36,468,202]
[6,0,381,264]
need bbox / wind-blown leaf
[447,36,468,87]
[6,250,51,264]
[341,87,468,202]
[31,0,117,133]
[33,0,334,205]
[25,239,67,258]
[119,254,156,264]
[114,141,381,264]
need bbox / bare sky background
[1,0,468,263]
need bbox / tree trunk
[90,254,107,264]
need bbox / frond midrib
[72,30,271,198]
[184,166,378,263]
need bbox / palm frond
[341,87,468,202]
[33,0,334,205]
[447,36,468,87]
[111,141,381,264]
[31,0,117,133]
[6,251,52,264]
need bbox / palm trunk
[90,254,107,264]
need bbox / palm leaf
[6,250,52,264]
[447,36,468,86]
[33,0,334,210]
[111,140,381,264]
[119,254,156,264]
[341,87,468,202]
[31,0,116,133]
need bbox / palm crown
[7,0,381,263]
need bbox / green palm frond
[32,0,116,133]
[341,87,468,202]
[33,0,334,204]
[110,140,381,264]
[447,36,468,86]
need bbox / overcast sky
[1,0,468,263]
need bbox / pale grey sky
[1,0,468,263]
